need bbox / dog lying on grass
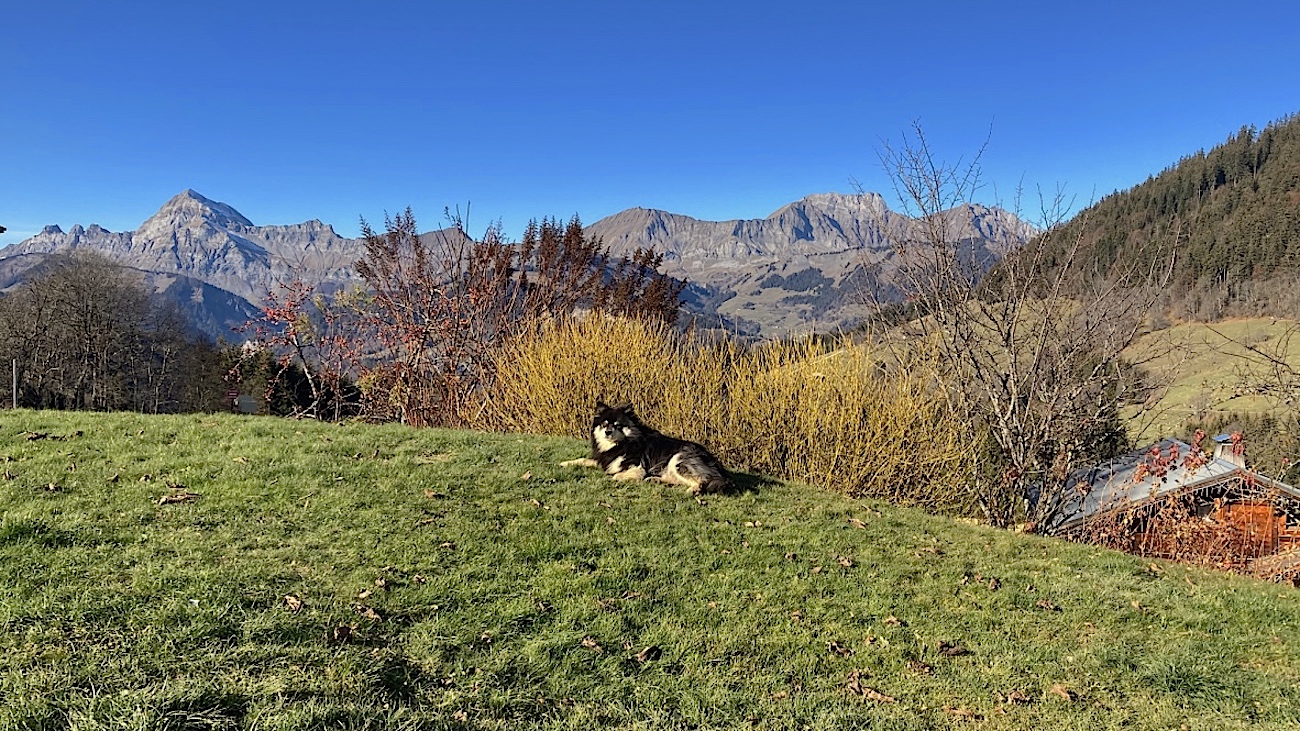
[561,401,733,495]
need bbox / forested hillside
[1047,113,1300,319]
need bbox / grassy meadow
[1126,317,1300,440]
[2,410,1300,729]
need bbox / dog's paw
[611,466,648,482]
[560,458,598,468]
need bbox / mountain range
[0,189,1033,340]
[589,193,1033,335]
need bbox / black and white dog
[561,401,733,495]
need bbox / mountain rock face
[588,192,1034,336]
[0,189,1034,342]
[0,190,369,341]
[8,190,364,304]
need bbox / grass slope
[2,411,1299,730]
[1128,318,1300,439]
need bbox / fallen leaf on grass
[453,711,468,722]
[790,610,804,622]
[479,631,493,644]
[283,594,303,612]
[233,456,249,464]
[1050,684,1077,702]
[331,625,355,644]
[837,555,854,568]
[828,641,853,657]
[157,492,198,506]
[356,589,372,601]
[845,670,895,703]
[784,552,798,561]
[1035,599,1061,612]
[45,482,61,492]
[374,577,388,590]
[438,541,456,550]
[1004,689,1030,705]
[423,489,449,499]
[606,516,617,525]
[987,577,1001,591]
[520,471,532,481]
[884,615,904,627]
[847,517,867,529]
[1131,600,1143,611]
[770,690,789,700]
[23,432,48,441]
[945,706,982,720]
[938,640,971,656]
[355,605,381,621]
[906,659,932,674]
[581,636,603,653]
[810,566,823,575]
[2,469,15,481]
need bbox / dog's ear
[595,398,609,410]
[617,403,636,417]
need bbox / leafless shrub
[865,123,1176,528]
[346,209,682,427]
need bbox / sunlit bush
[480,317,974,512]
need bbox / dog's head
[591,400,644,451]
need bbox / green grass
[1128,318,1300,439]
[2,410,1300,729]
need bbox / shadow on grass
[0,518,77,548]
[727,471,775,496]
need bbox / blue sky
[2,1,1298,244]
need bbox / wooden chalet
[1041,435,1300,581]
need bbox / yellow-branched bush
[479,317,974,512]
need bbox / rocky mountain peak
[787,191,890,218]
[0,191,365,338]
[138,189,256,239]
[587,192,1033,337]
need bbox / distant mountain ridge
[0,190,380,341]
[11,190,364,303]
[588,192,1034,335]
[0,189,1034,340]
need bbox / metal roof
[1043,439,1300,534]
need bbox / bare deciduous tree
[0,251,222,412]
[348,209,682,427]
[867,124,1176,529]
